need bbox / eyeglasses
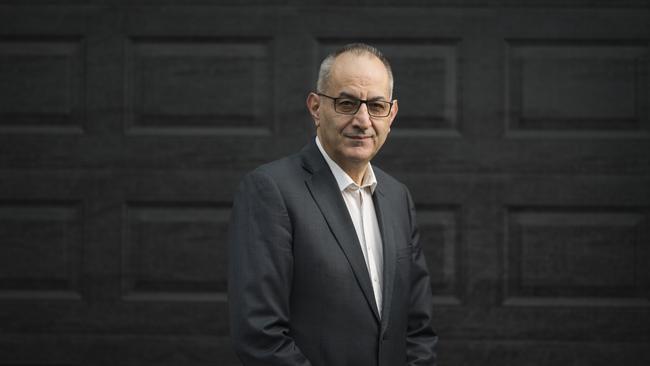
[317,93,393,117]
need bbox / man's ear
[306,92,321,127]
[388,99,398,127]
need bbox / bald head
[317,43,394,99]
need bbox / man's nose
[353,103,372,129]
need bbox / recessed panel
[0,37,84,134]
[505,208,648,306]
[418,206,462,304]
[317,40,460,135]
[126,38,272,135]
[506,41,648,132]
[0,202,82,299]
[123,203,229,300]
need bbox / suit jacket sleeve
[405,187,439,366]
[228,170,312,366]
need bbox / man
[228,43,437,366]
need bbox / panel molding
[121,201,230,302]
[505,40,649,137]
[0,200,84,300]
[503,206,649,307]
[0,36,85,135]
[124,36,273,137]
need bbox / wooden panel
[122,203,229,301]
[505,207,648,306]
[125,38,273,136]
[0,201,83,300]
[0,36,84,134]
[506,41,648,132]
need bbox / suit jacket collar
[373,189,396,333]
[300,140,397,329]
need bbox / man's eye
[337,99,357,107]
[369,102,387,111]
[336,99,360,113]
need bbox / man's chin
[341,147,375,164]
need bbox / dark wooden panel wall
[0,1,648,365]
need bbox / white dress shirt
[315,136,384,315]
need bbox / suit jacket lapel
[301,142,381,322]
[373,185,396,333]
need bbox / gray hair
[316,43,394,98]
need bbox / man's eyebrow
[338,92,387,101]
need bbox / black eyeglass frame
[316,92,394,118]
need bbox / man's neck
[338,160,368,186]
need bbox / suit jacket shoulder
[246,146,314,186]
[372,164,409,195]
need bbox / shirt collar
[315,136,377,194]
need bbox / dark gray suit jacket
[228,140,437,366]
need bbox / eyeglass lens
[335,98,391,117]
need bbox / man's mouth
[344,135,373,140]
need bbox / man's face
[307,52,398,168]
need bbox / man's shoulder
[244,150,306,184]
[372,164,408,194]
